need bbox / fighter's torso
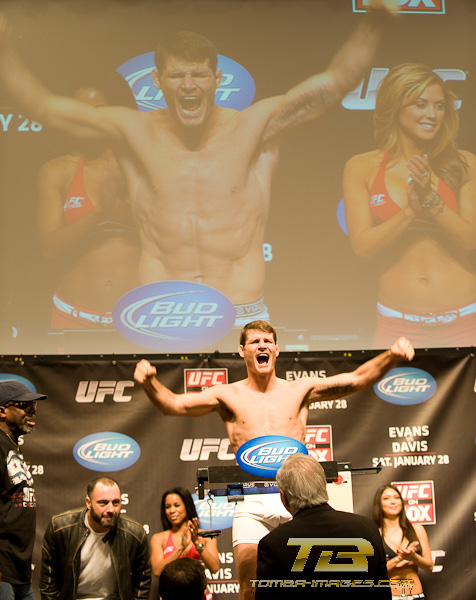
[215,379,311,455]
[114,103,279,302]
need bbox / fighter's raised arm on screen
[0,13,128,141]
[260,0,398,145]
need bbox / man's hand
[390,337,415,362]
[134,359,157,384]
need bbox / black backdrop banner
[0,347,475,599]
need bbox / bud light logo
[192,493,234,530]
[117,52,255,112]
[375,368,437,405]
[73,432,141,472]
[236,436,308,477]
[113,281,235,352]
[0,374,39,391]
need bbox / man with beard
[39,477,151,600]
[0,380,47,600]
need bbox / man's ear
[85,495,91,510]
[215,68,223,88]
[151,68,161,90]
[0,406,6,419]
[279,489,291,513]
[275,344,280,358]
[238,345,244,358]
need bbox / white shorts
[234,298,270,328]
[232,493,292,547]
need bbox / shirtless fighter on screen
[134,320,414,599]
[0,2,396,325]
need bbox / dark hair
[160,487,198,530]
[87,476,120,498]
[239,320,277,347]
[373,484,419,545]
[159,557,207,600]
[154,31,218,75]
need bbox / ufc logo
[343,68,464,110]
[288,538,374,572]
[305,427,330,444]
[180,438,235,461]
[396,482,432,500]
[185,369,227,389]
[75,381,134,403]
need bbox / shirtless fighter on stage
[134,320,414,599]
[0,2,396,325]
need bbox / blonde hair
[375,63,468,192]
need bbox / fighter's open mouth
[180,96,201,112]
[257,354,269,364]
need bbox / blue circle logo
[337,198,348,235]
[113,281,235,352]
[73,432,141,472]
[374,368,437,405]
[236,436,308,477]
[117,52,255,112]
[192,493,235,530]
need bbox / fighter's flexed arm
[260,0,398,144]
[303,337,414,404]
[134,359,223,417]
[0,13,128,141]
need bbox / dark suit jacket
[256,503,391,599]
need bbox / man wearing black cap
[0,380,47,600]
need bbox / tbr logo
[73,432,141,472]
[113,281,235,352]
[236,436,308,477]
[184,369,228,393]
[288,538,374,572]
[192,493,235,530]
[343,68,464,111]
[180,438,235,461]
[75,381,134,403]
[117,52,255,112]
[374,368,437,405]
[305,426,333,461]
[352,0,445,14]
[394,481,436,524]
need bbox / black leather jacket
[39,507,151,600]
